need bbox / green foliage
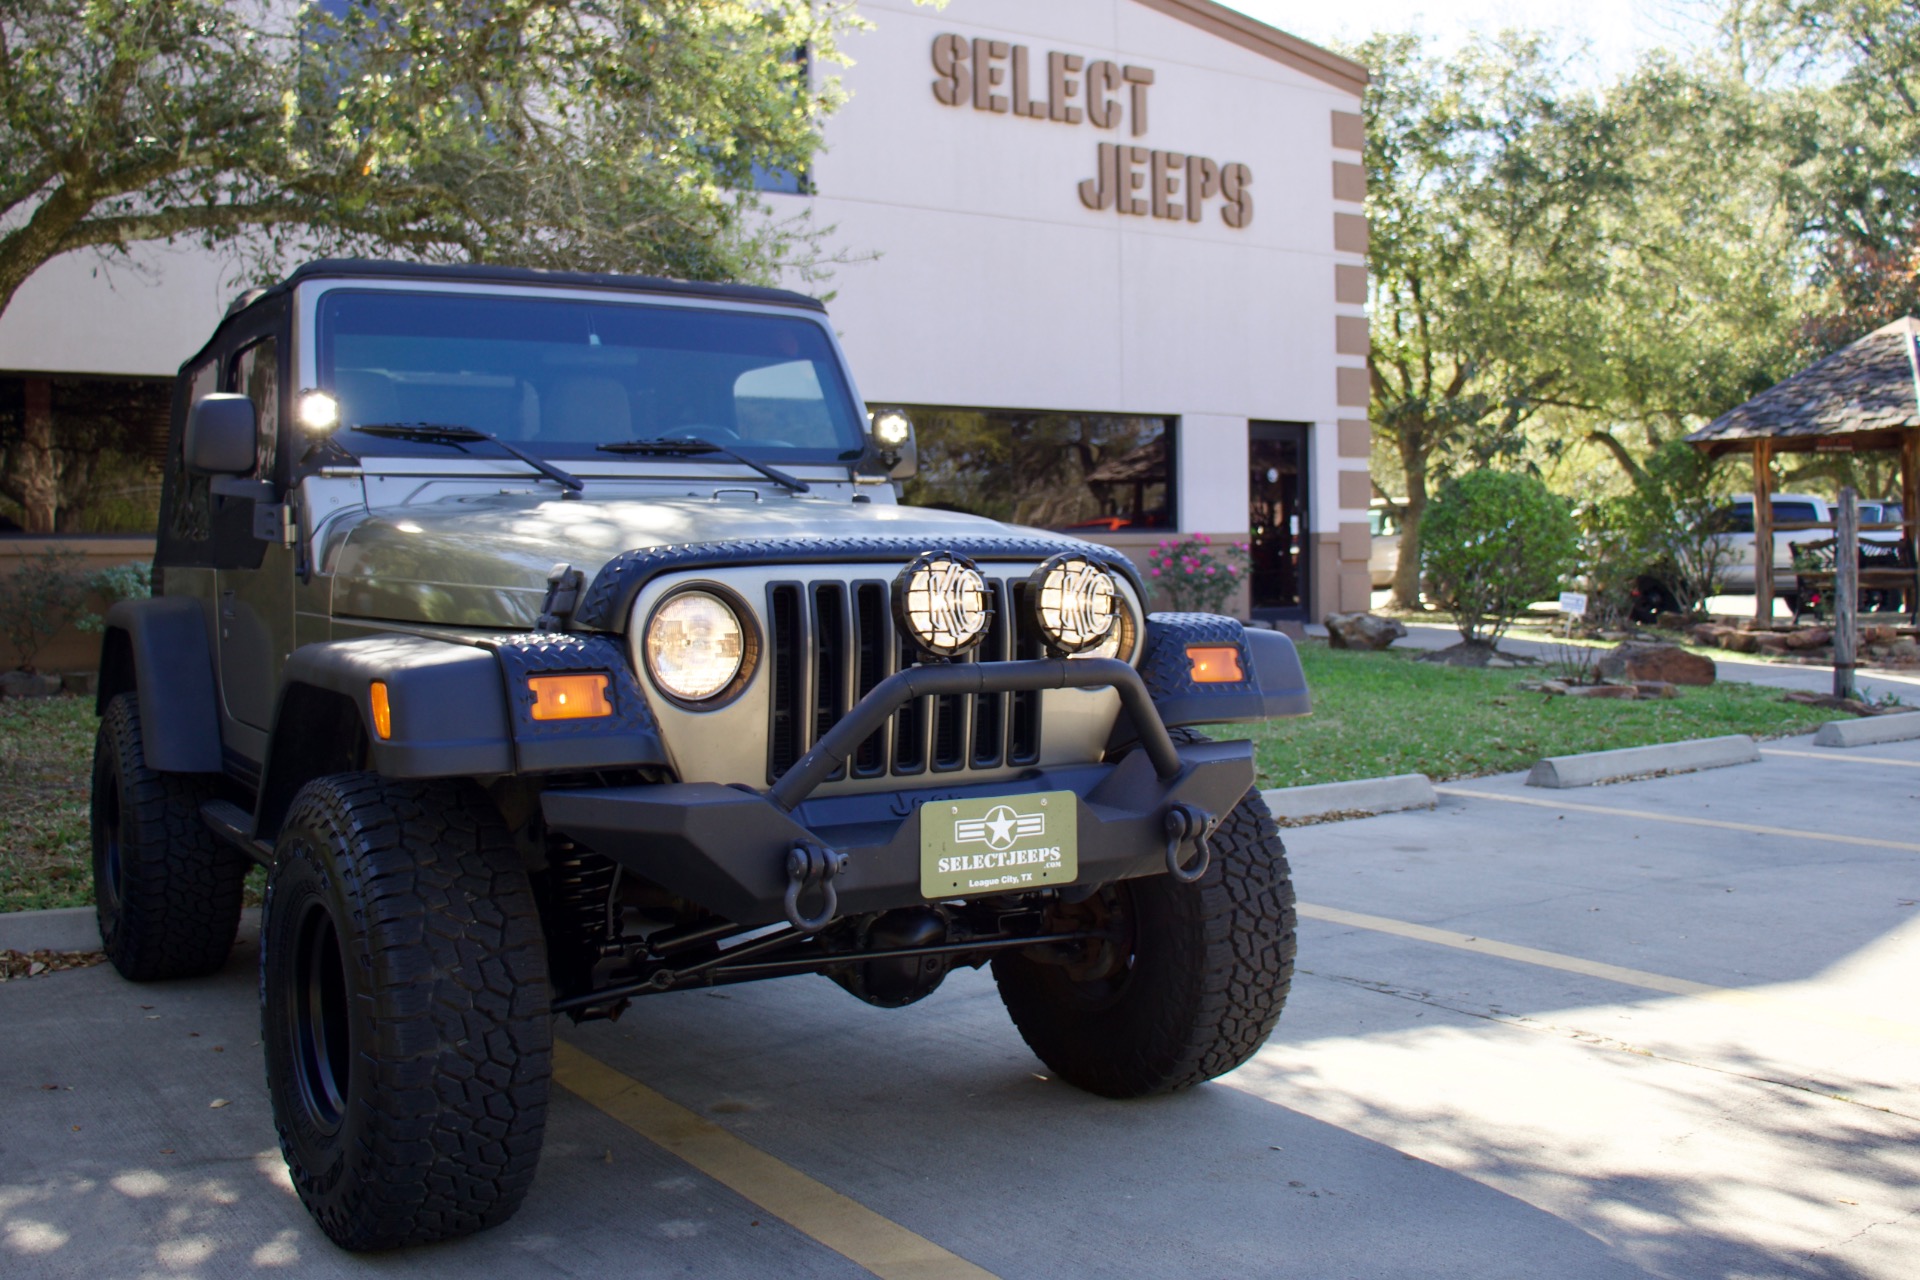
[0,547,89,671]
[0,0,885,319]
[74,560,152,634]
[1618,441,1737,616]
[1421,471,1578,644]
[1144,535,1250,614]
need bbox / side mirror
[865,408,917,481]
[185,394,258,476]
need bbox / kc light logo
[954,804,1045,851]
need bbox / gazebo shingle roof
[1687,316,1920,450]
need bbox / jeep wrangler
[90,260,1309,1251]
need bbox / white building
[0,0,1371,622]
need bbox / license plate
[919,791,1078,898]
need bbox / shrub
[1144,534,1250,614]
[1617,441,1735,618]
[0,547,90,672]
[1421,471,1578,645]
[75,561,153,634]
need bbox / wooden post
[1753,438,1775,627]
[1904,430,1920,625]
[1836,487,1858,699]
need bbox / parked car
[1368,500,1403,589]
[1715,493,1830,592]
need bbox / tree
[0,0,878,530]
[1359,32,1629,608]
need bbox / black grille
[766,574,1043,784]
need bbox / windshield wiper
[595,436,810,494]
[354,423,584,493]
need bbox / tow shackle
[782,842,849,933]
[1162,803,1216,884]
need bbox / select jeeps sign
[929,34,1254,228]
[921,791,1080,897]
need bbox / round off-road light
[1028,553,1119,655]
[1075,592,1137,662]
[297,390,340,433]
[871,409,912,447]
[893,551,992,658]
[645,590,746,703]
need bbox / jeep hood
[328,491,1112,628]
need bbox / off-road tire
[261,773,553,1252]
[90,692,247,980]
[992,734,1296,1098]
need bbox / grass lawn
[1,694,96,914]
[1220,642,1839,791]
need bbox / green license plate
[919,791,1078,898]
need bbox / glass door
[1248,422,1309,620]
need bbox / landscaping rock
[0,671,62,699]
[1323,612,1408,650]
[60,671,96,697]
[1595,642,1717,686]
[1863,624,1897,644]
[1783,626,1832,650]
[1720,630,1760,653]
[1633,681,1679,699]
[1687,623,1729,647]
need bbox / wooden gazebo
[1686,316,1920,625]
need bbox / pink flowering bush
[1143,534,1251,614]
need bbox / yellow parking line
[553,1041,999,1280]
[1298,902,1920,1045]
[1434,786,1920,854]
[1762,746,1920,768]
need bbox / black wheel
[261,773,553,1252]
[992,739,1297,1098]
[90,692,246,980]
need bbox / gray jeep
[90,260,1309,1251]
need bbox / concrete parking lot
[4,737,1917,1279]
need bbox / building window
[900,407,1175,533]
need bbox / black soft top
[187,258,827,371]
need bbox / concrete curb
[1813,711,1920,748]
[0,906,99,953]
[1261,773,1436,822]
[1526,734,1760,789]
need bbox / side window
[230,338,279,477]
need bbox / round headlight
[1028,553,1119,655]
[645,590,747,703]
[893,551,992,658]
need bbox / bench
[1787,537,1919,625]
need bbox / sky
[1222,0,1721,84]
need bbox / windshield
[314,289,866,463]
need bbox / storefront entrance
[1248,421,1309,620]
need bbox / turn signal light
[1186,646,1244,683]
[529,673,613,721]
[369,681,393,740]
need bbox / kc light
[871,409,912,447]
[1028,553,1119,655]
[645,591,747,703]
[894,551,992,658]
[297,389,340,433]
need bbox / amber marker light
[1187,646,1244,683]
[369,681,393,740]
[528,673,613,721]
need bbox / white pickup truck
[1717,493,1904,591]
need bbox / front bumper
[539,658,1257,927]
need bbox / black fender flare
[256,636,516,839]
[97,598,223,773]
